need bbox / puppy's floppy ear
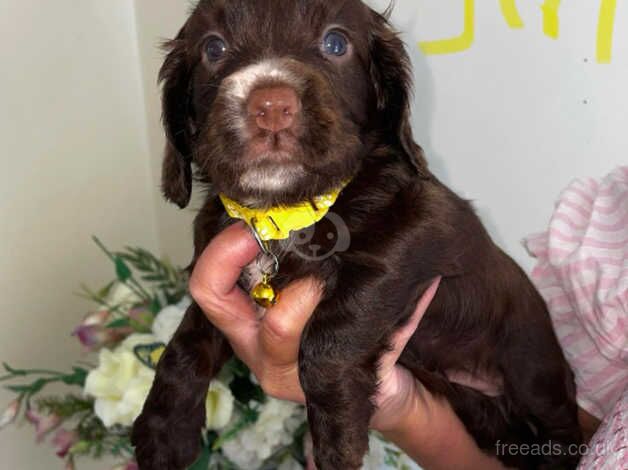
[159,26,195,208]
[368,9,429,177]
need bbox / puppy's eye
[322,31,348,57]
[205,36,227,61]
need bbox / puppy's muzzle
[247,86,300,133]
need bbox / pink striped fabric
[524,167,628,420]
[577,388,627,469]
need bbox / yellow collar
[220,183,348,241]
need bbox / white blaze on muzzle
[220,59,307,195]
[223,59,303,101]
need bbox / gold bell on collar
[251,273,279,308]
[249,232,281,309]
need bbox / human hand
[189,222,441,432]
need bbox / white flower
[84,334,156,427]
[362,433,423,470]
[205,380,234,430]
[108,282,142,307]
[222,398,304,469]
[152,305,186,344]
[362,434,387,469]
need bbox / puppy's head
[160,0,426,208]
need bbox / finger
[191,222,260,299]
[379,277,441,372]
[446,370,503,397]
[189,222,260,332]
[259,278,323,366]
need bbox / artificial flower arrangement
[0,239,419,470]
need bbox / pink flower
[0,398,21,429]
[128,307,154,332]
[51,429,78,458]
[83,310,111,327]
[25,408,62,442]
[73,325,108,350]
[73,310,130,351]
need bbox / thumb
[379,277,441,372]
[259,278,323,366]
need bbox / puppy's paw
[131,411,203,470]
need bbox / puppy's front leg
[299,299,386,470]
[131,302,232,470]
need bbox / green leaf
[29,378,48,394]
[384,447,402,466]
[129,320,153,334]
[229,375,266,405]
[6,384,32,393]
[188,443,211,470]
[76,285,108,306]
[3,363,18,374]
[223,358,250,378]
[92,236,116,262]
[97,281,116,299]
[205,430,219,448]
[61,367,88,387]
[106,318,131,329]
[69,440,91,456]
[36,395,93,418]
[6,378,47,394]
[118,253,141,263]
[141,274,167,282]
[115,257,132,282]
[149,296,162,314]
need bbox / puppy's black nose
[247,86,300,133]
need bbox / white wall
[133,0,197,267]
[0,1,158,468]
[369,0,627,269]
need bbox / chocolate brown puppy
[131,1,582,468]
